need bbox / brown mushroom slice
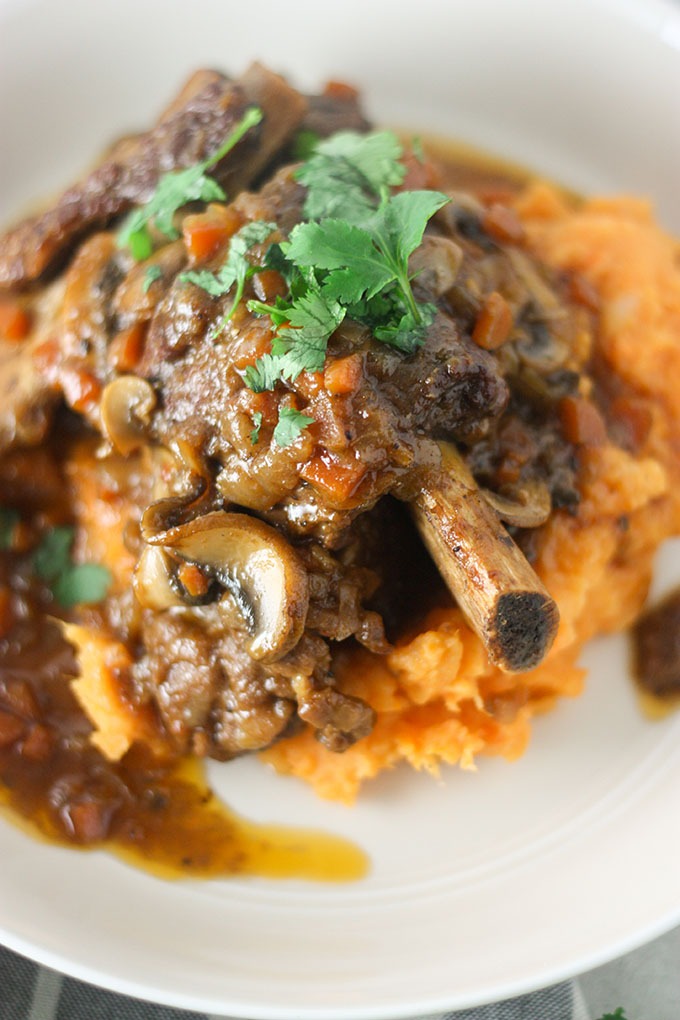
[133,546,186,612]
[151,510,309,663]
[100,376,156,455]
[482,480,552,529]
[412,442,559,672]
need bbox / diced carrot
[177,562,211,599]
[0,299,31,341]
[296,371,325,399]
[109,322,147,372]
[323,80,360,102]
[482,203,526,245]
[183,204,243,262]
[472,291,514,350]
[60,366,102,415]
[323,354,364,395]
[559,395,608,446]
[300,451,367,503]
[252,269,288,303]
[246,389,279,425]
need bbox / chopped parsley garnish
[0,507,19,550]
[142,264,163,292]
[181,219,277,332]
[595,1012,628,1020]
[33,525,112,608]
[118,107,263,260]
[273,407,314,448]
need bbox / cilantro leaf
[246,280,345,391]
[53,563,113,608]
[373,301,437,354]
[285,219,394,303]
[182,219,277,331]
[250,411,263,445]
[272,285,345,373]
[143,265,163,292]
[595,1011,628,1020]
[373,189,450,269]
[0,507,19,550]
[243,130,449,417]
[292,129,321,161]
[243,352,285,393]
[273,407,314,448]
[295,130,405,222]
[118,107,262,260]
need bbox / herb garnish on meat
[117,106,263,260]
[183,130,449,442]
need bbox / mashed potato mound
[261,184,680,802]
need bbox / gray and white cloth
[2,925,679,1020]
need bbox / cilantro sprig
[33,526,112,608]
[118,107,263,261]
[181,219,277,333]
[181,129,449,447]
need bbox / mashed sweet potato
[261,183,680,802]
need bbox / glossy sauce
[0,139,541,883]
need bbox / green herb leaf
[292,129,321,161]
[295,129,405,222]
[33,526,74,583]
[285,219,395,303]
[273,407,314,448]
[33,526,111,607]
[143,265,163,292]
[373,189,450,269]
[595,1011,629,1020]
[244,130,449,403]
[182,219,276,332]
[0,508,19,551]
[53,563,113,608]
[271,285,345,374]
[118,107,263,260]
[246,280,344,390]
[243,352,285,393]
[250,411,263,445]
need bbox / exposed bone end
[491,590,560,672]
[412,441,559,673]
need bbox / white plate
[2,0,680,1016]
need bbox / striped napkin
[2,925,678,1020]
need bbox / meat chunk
[633,589,680,699]
[0,64,307,289]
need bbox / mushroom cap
[147,510,309,662]
[100,375,156,456]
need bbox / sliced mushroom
[482,480,552,529]
[133,546,186,612]
[146,510,309,663]
[409,235,463,298]
[100,376,156,456]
